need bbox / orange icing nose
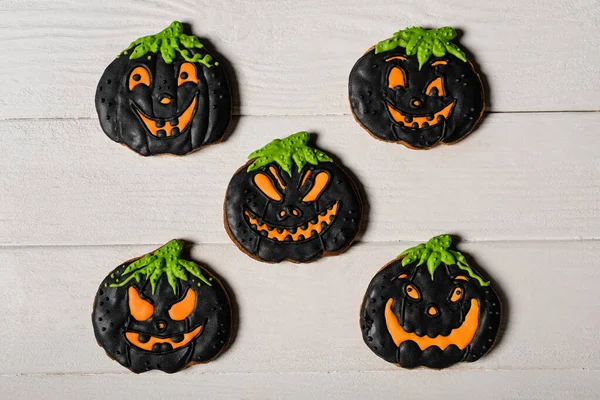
[160,97,171,104]
[427,306,438,316]
[158,322,165,329]
[412,99,421,107]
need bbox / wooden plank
[1,241,598,374]
[1,113,600,245]
[2,370,599,400]
[0,0,599,118]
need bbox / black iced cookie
[224,132,362,263]
[349,27,484,149]
[95,21,231,156]
[92,240,232,373]
[360,235,501,369]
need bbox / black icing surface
[224,161,362,263]
[95,49,231,156]
[92,258,232,373]
[349,47,484,149]
[360,258,501,369]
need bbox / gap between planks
[3,237,600,249]
[0,110,599,122]
[2,367,599,378]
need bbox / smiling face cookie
[92,240,232,373]
[224,132,362,263]
[95,21,231,156]
[360,235,501,369]
[349,27,484,149]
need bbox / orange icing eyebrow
[385,56,407,62]
[431,60,448,66]
[269,166,286,189]
[300,170,312,187]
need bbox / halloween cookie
[360,235,501,369]
[224,132,362,263]
[349,27,484,149]
[92,240,232,373]
[95,21,232,156]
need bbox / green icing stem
[121,21,216,68]
[398,234,490,287]
[247,132,333,177]
[375,27,467,69]
[110,240,212,294]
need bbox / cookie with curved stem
[96,21,232,156]
[224,132,362,263]
[92,240,232,373]
[360,235,501,369]
[349,27,484,149]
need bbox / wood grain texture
[1,113,599,245]
[2,1,600,397]
[3,370,599,400]
[0,0,599,118]
[1,241,599,374]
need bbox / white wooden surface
[1,1,599,399]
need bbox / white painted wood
[2,1,600,397]
[1,113,599,246]
[1,0,599,118]
[2,370,600,400]
[1,241,599,374]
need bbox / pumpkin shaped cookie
[224,132,362,263]
[349,27,484,149]
[92,240,232,373]
[360,235,501,369]
[95,21,231,156]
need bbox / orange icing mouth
[387,101,455,129]
[135,96,197,138]
[244,201,339,242]
[125,325,202,352]
[384,298,479,351]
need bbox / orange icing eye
[168,287,197,320]
[425,77,445,96]
[178,62,199,86]
[398,273,408,279]
[450,286,464,302]
[254,173,282,201]
[388,67,406,89]
[128,286,154,321]
[302,172,330,203]
[405,284,420,300]
[455,275,468,281]
[129,66,151,91]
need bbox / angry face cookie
[360,235,501,369]
[224,132,362,263]
[92,240,232,373]
[95,21,232,156]
[349,27,484,149]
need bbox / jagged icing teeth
[387,101,455,128]
[244,201,340,242]
[125,326,203,352]
[135,96,197,137]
